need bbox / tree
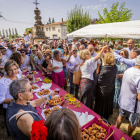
[2,29,5,38]
[90,18,100,24]
[66,5,91,33]
[5,29,8,37]
[96,2,133,24]
[52,18,55,23]
[0,30,2,36]
[9,28,11,36]
[12,28,14,36]
[47,17,51,24]
[15,28,18,36]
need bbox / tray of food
[41,105,62,119]
[32,84,41,92]
[81,117,114,140]
[48,96,64,106]
[27,71,38,75]
[35,89,52,98]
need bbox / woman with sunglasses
[20,49,30,71]
[6,79,57,140]
[114,49,129,109]
[41,49,58,75]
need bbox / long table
[29,70,132,140]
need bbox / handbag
[73,64,81,85]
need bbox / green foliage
[5,29,8,37]
[0,30,2,36]
[12,28,14,36]
[66,5,91,33]
[2,29,5,38]
[52,18,55,23]
[9,28,11,36]
[25,27,33,35]
[47,17,51,24]
[15,28,18,35]
[96,2,133,24]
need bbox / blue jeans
[69,72,79,97]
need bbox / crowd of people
[0,32,140,139]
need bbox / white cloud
[83,4,102,10]
[100,0,107,2]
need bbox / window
[49,27,51,31]
[53,35,58,39]
[52,27,55,31]
[58,29,60,32]
[46,28,48,31]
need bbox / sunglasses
[73,50,77,52]
[2,50,6,52]
[21,52,25,53]
[120,53,124,55]
[12,47,16,49]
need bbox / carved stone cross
[33,0,39,8]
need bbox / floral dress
[114,60,127,109]
[20,55,30,70]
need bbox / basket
[81,117,114,140]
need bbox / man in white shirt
[23,33,30,44]
[66,46,82,99]
[6,43,13,59]
[115,55,140,137]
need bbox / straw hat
[31,46,37,50]
[23,32,27,35]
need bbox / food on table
[44,106,59,118]
[32,85,38,90]
[32,71,36,74]
[37,89,50,96]
[43,77,52,83]
[35,78,40,82]
[81,124,107,140]
[48,97,64,106]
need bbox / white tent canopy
[67,20,140,39]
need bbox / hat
[40,42,42,45]
[31,46,37,50]
[91,38,94,41]
[23,32,27,35]
[25,44,28,47]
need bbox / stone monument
[33,0,47,44]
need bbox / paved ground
[0,87,140,140]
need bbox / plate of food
[41,105,62,120]
[32,84,41,92]
[48,96,64,106]
[35,89,52,98]
[35,77,42,83]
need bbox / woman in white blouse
[52,50,72,88]
[0,60,21,135]
[79,46,108,109]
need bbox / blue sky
[0,0,139,36]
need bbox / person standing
[79,46,107,109]
[115,55,140,138]
[28,30,34,45]
[23,33,30,44]
[114,50,129,109]
[94,53,117,119]
[66,47,82,98]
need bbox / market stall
[26,70,132,140]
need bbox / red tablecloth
[29,70,132,140]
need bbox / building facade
[44,19,68,39]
